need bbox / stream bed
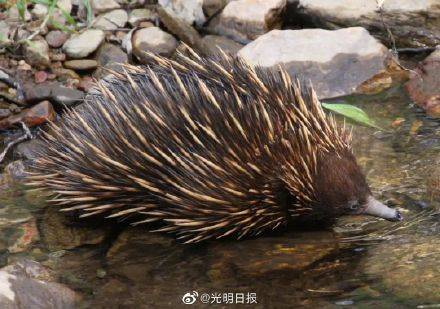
[0,85,439,308]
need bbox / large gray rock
[238,27,391,99]
[159,0,205,26]
[63,29,105,59]
[0,259,79,308]
[209,0,286,43]
[132,27,178,61]
[291,0,440,48]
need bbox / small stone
[0,101,55,130]
[96,269,107,279]
[128,8,154,27]
[46,30,69,48]
[52,68,80,80]
[159,0,206,26]
[63,29,105,59]
[0,109,11,119]
[78,76,95,92]
[96,43,128,66]
[17,61,32,71]
[64,59,98,71]
[132,27,178,60]
[209,0,286,43]
[8,6,31,21]
[94,9,128,30]
[24,39,50,68]
[14,139,45,160]
[91,0,120,13]
[31,3,48,19]
[34,71,48,84]
[50,52,67,62]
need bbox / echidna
[27,48,402,243]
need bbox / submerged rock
[405,48,440,118]
[238,27,391,99]
[0,259,79,308]
[290,0,440,48]
[365,235,440,303]
[209,0,286,43]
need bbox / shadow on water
[0,85,439,308]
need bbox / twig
[0,122,33,163]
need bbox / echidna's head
[311,150,402,222]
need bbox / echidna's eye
[348,200,360,210]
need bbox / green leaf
[82,0,93,26]
[29,0,51,5]
[16,0,27,20]
[321,103,382,130]
[58,7,76,25]
[49,18,73,33]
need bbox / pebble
[158,0,205,26]
[24,39,50,68]
[91,0,120,13]
[62,29,105,59]
[34,71,48,84]
[45,30,69,48]
[64,59,98,71]
[132,27,178,60]
[128,8,154,27]
[94,9,128,30]
[0,100,55,130]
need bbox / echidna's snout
[363,196,403,222]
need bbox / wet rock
[24,40,50,68]
[128,8,154,27]
[238,27,392,99]
[208,231,336,278]
[209,0,286,43]
[202,0,231,18]
[291,0,440,48]
[94,9,128,30]
[365,235,440,303]
[404,48,440,118]
[64,59,98,71]
[91,0,121,13]
[7,218,39,253]
[157,7,204,52]
[14,139,44,160]
[63,29,105,59]
[0,101,55,130]
[45,30,69,48]
[132,27,178,61]
[24,82,84,106]
[40,207,111,251]
[0,259,79,308]
[159,0,205,26]
[106,227,178,282]
[50,85,84,107]
[202,34,243,56]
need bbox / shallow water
[0,85,439,308]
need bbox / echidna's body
[28,49,401,243]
